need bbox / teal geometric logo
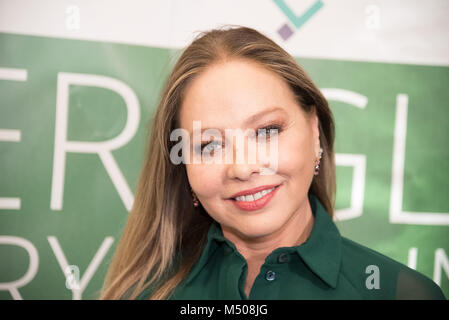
[274,0,324,40]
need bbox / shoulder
[340,236,403,269]
[395,263,446,299]
[339,237,445,299]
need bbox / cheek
[277,130,315,181]
[186,164,223,198]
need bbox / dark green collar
[184,193,342,289]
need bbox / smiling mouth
[228,184,282,211]
[232,186,277,201]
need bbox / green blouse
[137,193,446,300]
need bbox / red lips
[229,184,281,199]
[228,184,282,212]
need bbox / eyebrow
[191,106,287,135]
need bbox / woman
[99,26,445,300]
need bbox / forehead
[179,59,298,130]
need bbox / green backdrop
[0,32,448,299]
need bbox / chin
[231,217,285,240]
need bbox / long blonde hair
[99,25,336,300]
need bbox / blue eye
[199,140,222,153]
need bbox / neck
[221,198,315,264]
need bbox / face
[179,58,320,240]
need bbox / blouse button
[265,270,276,281]
[277,253,289,263]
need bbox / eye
[257,124,283,139]
[200,140,222,153]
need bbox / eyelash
[198,123,284,152]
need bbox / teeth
[235,187,275,202]
[245,195,254,202]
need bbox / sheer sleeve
[395,266,446,300]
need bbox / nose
[226,161,261,181]
[225,135,266,181]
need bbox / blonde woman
[99,26,445,300]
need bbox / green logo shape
[274,0,324,29]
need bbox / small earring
[191,187,199,207]
[314,147,323,176]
